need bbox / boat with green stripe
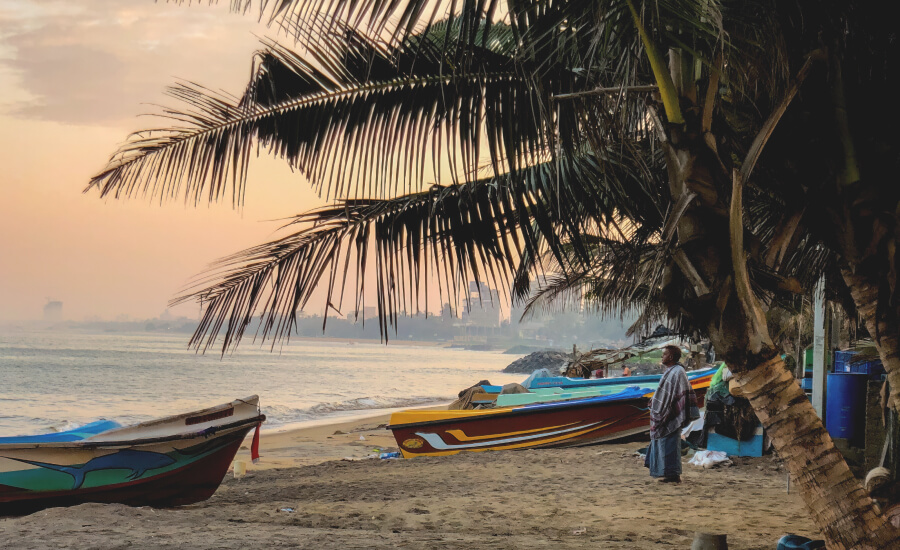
[0,396,264,515]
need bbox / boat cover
[0,419,122,444]
[521,368,556,389]
[527,366,717,390]
[518,386,653,411]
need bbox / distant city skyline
[6,281,516,324]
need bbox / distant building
[43,301,63,322]
[460,281,502,333]
[468,280,491,296]
[440,302,457,320]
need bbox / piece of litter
[278,507,295,513]
[359,435,366,441]
[688,450,732,469]
[573,527,587,535]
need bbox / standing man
[645,345,699,483]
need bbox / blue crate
[707,426,765,457]
[850,360,884,377]
[834,350,858,363]
[832,350,884,378]
[833,350,856,373]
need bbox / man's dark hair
[664,345,682,363]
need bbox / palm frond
[176,150,635,352]
[87,21,584,205]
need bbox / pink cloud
[0,1,274,126]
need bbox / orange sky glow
[0,1,348,322]
[1,1,522,325]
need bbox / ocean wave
[262,396,446,427]
[0,398,445,436]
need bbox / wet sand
[0,413,821,549]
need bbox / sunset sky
[0,1,329,322]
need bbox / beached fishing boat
[0,396,265,515]
[497,367,718,407]
[388,374,713,458]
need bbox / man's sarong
[644,431,682,478]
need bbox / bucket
[233,460,247,478]
[825,373,868,447]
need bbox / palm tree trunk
[841,267,900,411]
[665,135,900,548]
[727,352,900,549]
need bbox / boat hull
[389,384,709,458]
[0,397,265,516]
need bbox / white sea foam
[44,420,83,433]
[261,396,446,428]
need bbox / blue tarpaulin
[0,419,121,444]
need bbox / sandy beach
[0,412,822,549]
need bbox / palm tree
[757,10,900,428]
[87,1,900,546]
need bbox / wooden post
[796,313,804,380]
[812,276,827,419]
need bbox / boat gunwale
[104,395,260,431]
[0,415,266,452]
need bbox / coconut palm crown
[87,1,803,349]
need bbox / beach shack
[703,348,893,467]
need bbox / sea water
[0,328,526,436]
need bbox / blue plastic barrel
[825,373,868,447]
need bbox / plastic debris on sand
[688,450,732,469]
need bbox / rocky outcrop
[502,345,548,355]
[502,350,568,374]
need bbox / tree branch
[730,169,775,353]
[740,50,823,183]
[673,249,711,297]
[551,85,659,102]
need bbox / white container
[233,460,247,478]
